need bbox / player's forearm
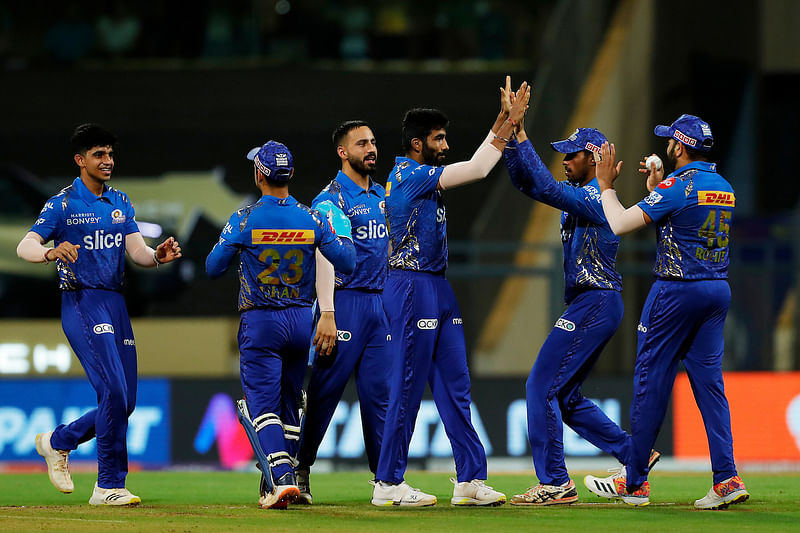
[315,250,335,312]
[16,232,50,263]
[438,142,502,190]
[125,232,159,267]
[205,241,236,279]
[600,190,648,235]
[509,139,558,199]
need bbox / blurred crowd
[0,0,555,68]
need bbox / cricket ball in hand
[645,155,663,171]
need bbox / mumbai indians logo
[379,200,385,214]
[251,229,315,244]
[417,319,438,330]
[337,330,352,342]
[555,318,576,332]
[697,191,735,207]
[93,323,115,335]
[111,209,126,224]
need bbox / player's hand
[46,241,80,263]
[313,311,337,356]
[499,75,513,116]
[155,236,182,264]
[639,154,665,192]
[596,142,624,191]
[509,81,530,126]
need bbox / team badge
[111,208,126,224]
[379,200,385,214]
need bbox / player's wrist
[153,250,164,266]
[43,248,53,263]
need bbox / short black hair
[401,108,449,153]
[332,120,372,146]
[71,123,117,155]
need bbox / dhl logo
[697,191,735,207]
[251,229,315,244]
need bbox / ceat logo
[657,177,676,189]
[337,330,352,342]
[417,319,438,330]
[697,190,735,207]
[555,318,576,332]
[93,323,114,335]
[251,229,315,244]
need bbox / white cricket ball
[645,155,663,171]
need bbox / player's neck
[80,174,106,196]
[342,167,370,190]
[260,183,289,199]
[406,151,425,166]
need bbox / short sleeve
[637,178,686,223]
[400,164,444,199]
[30,197,63,243]
[124,201,140,235]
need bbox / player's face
[666,139,679,167]
[343,126,378,176]
[562,151,591,184]
[75,145,114,184]
[422,128,449,166]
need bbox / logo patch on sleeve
[251,229,315,244]
[657,177,676,189]
[555,318,576,332]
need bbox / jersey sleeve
[311,189,339,211]
[315,211,356,275]
[124,198,140,235]
[508,140,606,224]
[29,196,64,243]
[400,164,444,200]
[205,212,243,279]
[637,179,686,223]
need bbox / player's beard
[422,142,447,166]
[348,153,376,177]
[666,142,678,169]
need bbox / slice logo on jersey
[697,190,735,207]
[110,208,126,224]
[355,220,387,240]
[336,330,352,342]
[452,318,463,325]
[555,318,576,332]
[644,191,663,206]
[83,229,123,250]
[417,319,439,330]
[657,177,676,189]
[251,229,315,245]
[93,323,115,335]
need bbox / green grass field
[1,470,799,532]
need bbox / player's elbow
[332,240,357,275]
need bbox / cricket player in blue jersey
[584,114,749,509]
[370,78,529,507]
[16,123,182,506]
[295,121,389,504]
[206,140,355,509]
[502,107,660,504]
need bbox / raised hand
[45,241,80,263]
[595,142,624,192]
[509,81,530,126]
[639,154,665,192]
[155,236,182,264]
[500,75,513,116]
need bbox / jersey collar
[259,194,297,206]
[669,160,717,178]
[72,176,113,202]
[336,170,381,198]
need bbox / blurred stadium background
[1,0,799,475]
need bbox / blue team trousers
[238,306,310,481]
[298,289,390,473]
[626,279,737,488]
[51,289,137,489]
[376,269,487,484]
[527,289,630,486]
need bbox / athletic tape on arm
[125,232,159,267]
[438,132,502,190]
[16,232,49,263]
[315,249,335,311]
[600,189,648,235]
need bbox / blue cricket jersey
[637,161,734,280]
[312,171,388,290]
[31,177,140,291]
[385,157,447,274]
[206,194,356,311]
[505,139,622,303]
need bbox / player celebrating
[584,115,749,509]
[503,104,662,504]
[295,121,389,504]
[371,78,529,507]
[17,123,182,506]
[206,140,355,509]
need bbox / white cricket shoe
[694,476,750,510]
[295,468,312,505]
[370,480,437,507]
[35,432,73,494]
[89,483,142,506]
[584,469,650,507]
[451,478,507,506]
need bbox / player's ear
[412,138,422,153]
[337,145,347,160]
[74,153,84,168]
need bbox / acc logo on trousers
[93,323,115,335]
[417,319,438,330]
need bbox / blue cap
[246,140,294,181]
[551,128,608,155]
[654,114,713,152]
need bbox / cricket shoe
[583,470,650,507]
[89,483,141,506]
[295,468,312,505]
[510,479,578,506]
[451,478,506,506]
[647,449,662,471]
[35,432,73,494]
[370,480,436,507]
[259,472,300,510]
[694,476,750,510]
